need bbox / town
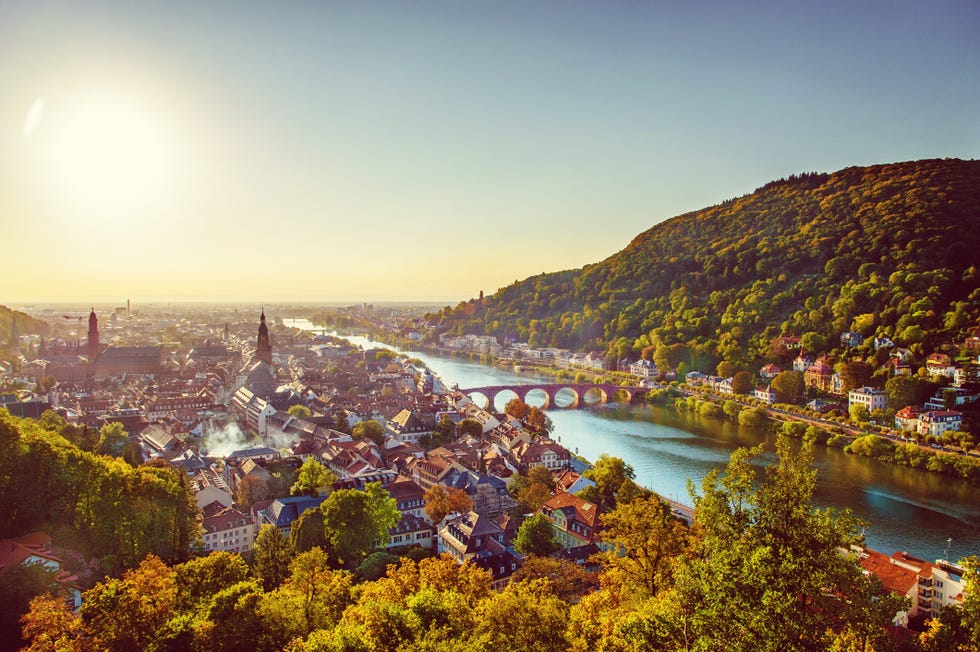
[1,301,977,648]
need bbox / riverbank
[287,320,980,561]
[670,392,980,485]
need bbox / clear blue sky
[1,1,977,302]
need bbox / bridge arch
[466,391,492,410]
[521,387,550,410]
[491,388,520,413]
[552,386,580,409]
[582,386,608,406]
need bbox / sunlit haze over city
[1,1,977,303]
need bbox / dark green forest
[432,159,980,369]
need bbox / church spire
[256,309,272,365]
[87,307,100,360]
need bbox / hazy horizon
[2,1,978,303]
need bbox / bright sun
[30,91,175,219]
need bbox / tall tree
[504,397,529,420]
[526,406,553,436]
[173,551,250,614]
[81,555,177,652]
[669,437,906,650]
[513,513,559,557]
[252,525,292,591]
[284,547,354,635]
[321,483,400,568]
[583,454,635,508]
[730,370,754,396]
[290,507,329,554]
[599,495,688,598]
[770,370,804,404]
[424,485,473,525]
[20,594,85,652]
[457,418,484,439]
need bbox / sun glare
[30,91,175,218]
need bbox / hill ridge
[432,158,980,368]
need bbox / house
[793,354,815,373]
[848,387,888,413]
[917,410,963,437]
[884,358,912,377]
[256,495,328,537]
[385,477,427,519]
[753,386,777,404]
[760,364,781,379]
[840,331,864,348]
[873,337,895,351]
[387,513,434,551]
[509,438,570,473]
[857,547,965,622]
[924,387,978,410]
[716,377,734,395]
[387,409,433,445]
[685,371,709,386]
[202,503,255,554]
[805,399,840,414]
[229,387,277,436]
[0,532,83,610]
[629,359,658,379]
[776,336,802,350]
[925,353,957,380]
[894,406,922,432]
[437,510,519,589]
[224,457,272,494]
[540,491,608,551]
[804,361,834,392]
[444,468,516,517]
[554,469,596,495]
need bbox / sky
[0,1,978,304]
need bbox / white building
[917,410,963,437]
[848,387,888,413]
[202,504,255,555]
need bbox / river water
[284,320,980,562]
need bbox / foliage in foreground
[21,435,980,651]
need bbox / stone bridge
[457,383,648,410]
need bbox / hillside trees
[431,159,980,369]
[667,437,906,650]
[0,411,199,572]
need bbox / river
[284,319,980,562]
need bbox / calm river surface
[285,320,980,562]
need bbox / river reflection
[284,320,980,562]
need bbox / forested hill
[0,305,49,349]
[431,158,980,366]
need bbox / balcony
[918,577,933,587]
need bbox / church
[86,308,164,378]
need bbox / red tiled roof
[859,549,917,595]
[543,491,602,528]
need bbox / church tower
[87,307,100,360]
[256,310,272,365]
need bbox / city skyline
[1,1,978,303]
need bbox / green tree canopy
[320,483,400,568]
[252,524,292,591]
[351,419,386,446]
[290,457,336,497]
[513,513,559,557]
[670,437,906,650]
